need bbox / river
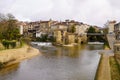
[0,44,104,80]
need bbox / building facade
[114,22,120,54]
[106,21,116,34]
[114,22,120,40]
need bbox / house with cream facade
[75,24,90,35]
[105,20,116,34]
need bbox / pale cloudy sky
[0,0,120,27]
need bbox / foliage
[40,34,48,42]
[68,25,76,33]
[0,33,3,40]
[87,26,96,33]
[36,34,48,42]
[0,62,4,69]
[71,25,76,33]
[87,26,106,42]
[48,36,55,42]
[2,40,17,49]
[103,28,108,34]
[0,13,20,41]
[36,34,55,42]
[22,37,31,46]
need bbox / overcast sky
[0,0,120,27]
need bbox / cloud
[0,0,120,27]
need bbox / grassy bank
[104,37,110,50]
[104,44,110,50]
[0,45,40,68]
[109,56,120,80]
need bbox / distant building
[36,31,42,38]
[19,19,94,44]
[51,22,68,31]
[114,22,120,40]
[114,22,120,54]
[20,25,23,35]
[18,21,27,35]
[75,24,90,35]
[20,20,58,38]
[106,20,116,34]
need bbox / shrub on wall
[2,40,17,49]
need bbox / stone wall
[54,30,87,45]
[81,35,87,43]
[67,34,75,44]
[54,30,62,44]
[77,37,81,44]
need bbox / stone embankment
[106,34,115,50]
[0,45,40,67]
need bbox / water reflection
[87,44,104,50]
[37,44,103,58]
[38,45,81,58]
[0,63,20,76]
[0,44,103,80]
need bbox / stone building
[65,33,75,44]
[52,20,89,45]
[53,30,76,45]
[77,36,82,44]
[18,22,33,38]
[75,23,90,35]
[18,22,25,35]
[51,22,68,31]
[114,22,120,54]
[114,22,120,40]
[20,20,58,38]
[20,19,90,44]
[105,20,116,34]
[114,41,120,53]
[81,34,87,43]
[54,30,62,44]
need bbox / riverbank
[104,45,110,50]
[109,56,120,80]
[0,45,40,68]
[95,54,111,80]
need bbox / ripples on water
[0,44,103,80]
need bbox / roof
[115,22,120,27]
[109,20,116,23]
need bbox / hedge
[2,40,17,49]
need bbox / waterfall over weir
[31,42,52,47]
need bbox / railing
[87,33,105,35]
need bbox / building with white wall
[105,21,116,34]
[75,24,90,35]
[20,25,23,35]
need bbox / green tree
[87,26,96,33]
[0,13,20,41]
[69,25,76,33]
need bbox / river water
[0,44,104,80]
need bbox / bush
[10,40,16,48]
[0,62,4,69]
[2,40,17,49]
